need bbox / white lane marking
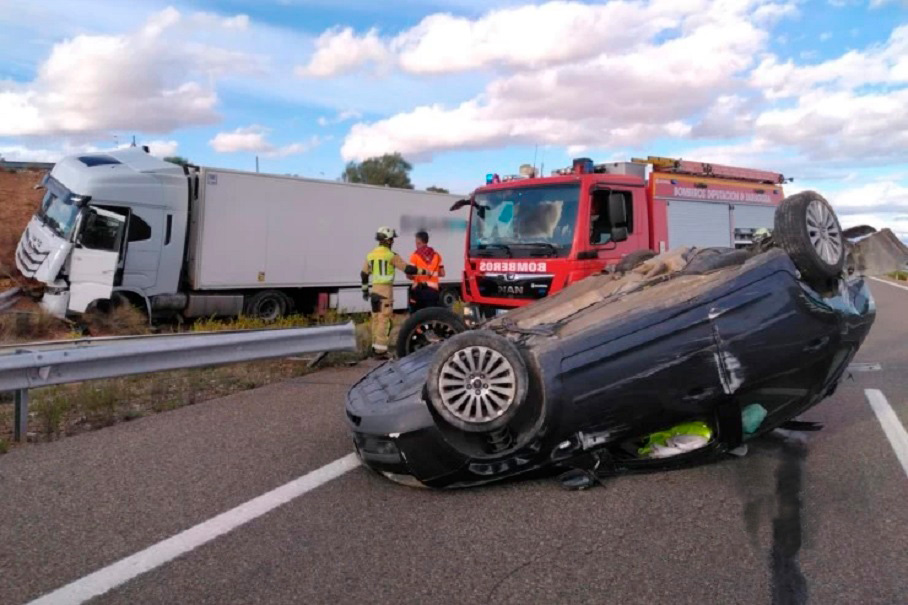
[870,276,908,293]
[848,363,882,372]
[28,453,361,605]
[865,389,908,480]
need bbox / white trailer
[16,148,467,319]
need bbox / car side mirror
[611,226,628,242]
[608,193,627,225]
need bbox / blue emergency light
[486,173,500,184]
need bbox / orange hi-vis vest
[410,249,442,289]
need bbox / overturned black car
[345,192,876,488]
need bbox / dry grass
[889,270,908,282]
[83,303,150,336]
[0,310,71,342]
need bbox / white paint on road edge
[27,453,361,605]
[870,276,908,293]
[865,389,908,480]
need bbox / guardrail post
[14,388,28,442]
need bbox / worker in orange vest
[407,230,446,312]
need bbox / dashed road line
[864,389,908,480]
[26,453,361,605]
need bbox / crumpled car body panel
[346,248,875,488]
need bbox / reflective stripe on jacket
[363,246,405,285]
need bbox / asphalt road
[2,280,907,605]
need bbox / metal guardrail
[1,322,357,441]
[0,287,20,312]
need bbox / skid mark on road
[770,432,809,605]
[865,389,908,479]
[26,454,361,605]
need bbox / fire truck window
[590,190,633,245]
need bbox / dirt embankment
[0,168,45,284]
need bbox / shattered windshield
[470,185,579,257]
[36,178,81,240]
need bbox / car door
[68,207,126,313]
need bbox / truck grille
[15,227,48,277]
[477,274,553,300]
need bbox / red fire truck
[454,156,787,321]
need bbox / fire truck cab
[458,156,786,321]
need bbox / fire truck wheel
[426,330,528,433]
[774,191,845,286]
[396,307,467,358]
[615,249,656,273]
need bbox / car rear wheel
[426,331,528,433]
[774,191,845,286]
[396,307,467,358]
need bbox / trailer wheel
[426,330,528,433]
[244,290,292,320]
[439,287,460,308]
[396,307,467,358]
[774,191,845,286]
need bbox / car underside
[345,192,877,489]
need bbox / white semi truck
[15,148,467,319]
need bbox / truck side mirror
[449,199,471,211]
[608,193,627,225]
[611,226,629,243]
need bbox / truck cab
[16,148,188,317]
[459,157,785,321]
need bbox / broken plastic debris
[638,421,712,458]
[741,403,768,434]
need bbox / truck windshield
[36,177,81,240]
[470,185,579,258]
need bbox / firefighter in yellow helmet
[361,226,434,358]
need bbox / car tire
[244,290,293,320]
[396,307,467,358]
[774,191,845,286]
[615,249,656,273]
[426,330,528,433]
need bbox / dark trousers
[408,284,441,313]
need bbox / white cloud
[209,126,322,157]
[298,0,718,77]
[754,89,908,162]
[340,0,777,160]
[297,27,390,77]
[144,140,180,157]
[751,25,908,99]
[827,181,908,215]
[0,7,261,138]
[0,139,179,163]
[317,109,363,127]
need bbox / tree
[342,153,414,189]
[164,156,190,167]
[426,186,449,193]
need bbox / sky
[1,0,907,240]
